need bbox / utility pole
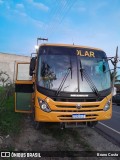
[37,38,48,45]
[111,46,118,94]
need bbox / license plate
[72,114,86,119]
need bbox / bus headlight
[103,100,111,111]
[38,98,51,112]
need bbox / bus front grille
[52,109,102,112]
[56,105,99,108]
[58,114,97,121]
[52,97,104,102]
[54,105,102,112]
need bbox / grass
[40,123,93,151]
[0,86,93,152]
[0,95,23,135]
[0,86,4,91]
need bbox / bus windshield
[37,46,111,93]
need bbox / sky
[0,0,120,61]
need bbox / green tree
[0,71,14,113]
[111,71,120,83]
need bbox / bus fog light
[38,98,51,112]
[103,100,111,111]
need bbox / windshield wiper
[79,59,100,98]
[56,67,71,96]
[56,56,72,96]
[79,57,83,81]
[70,56,72,79]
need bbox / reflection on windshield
[79,58,100,97]
[40,61,56,89]
[37,47,111,93]
[38,54,78,92]
[79,57,111,92]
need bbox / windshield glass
[79,57,111,92]
[37,46,111,93]
[38,47,78,92]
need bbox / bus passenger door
[15,62,33,113]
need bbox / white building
[0,52,30,84]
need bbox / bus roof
[39,43,104,52]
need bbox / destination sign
[76,50,95,57]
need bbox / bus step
[64,122,87,128]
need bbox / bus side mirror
[29,57,36,76]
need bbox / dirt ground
[0,115,120,160]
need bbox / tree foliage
[0,71,14,113]
[111,71,120,83]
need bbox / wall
[0,52,30,83]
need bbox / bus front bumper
[35,94,112,122]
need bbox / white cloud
[72,1,87,13]
[95,1,108,10]
[0,0,4,5]
[12,8,44,28]
[89,1,108,17]
[14,9,27,17]
[27,0,49,11]
[6,4,10,10]
[78,6,86,12]
[16,3,24,9]
[3,4,43,29]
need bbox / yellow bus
[15,43,112,129]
